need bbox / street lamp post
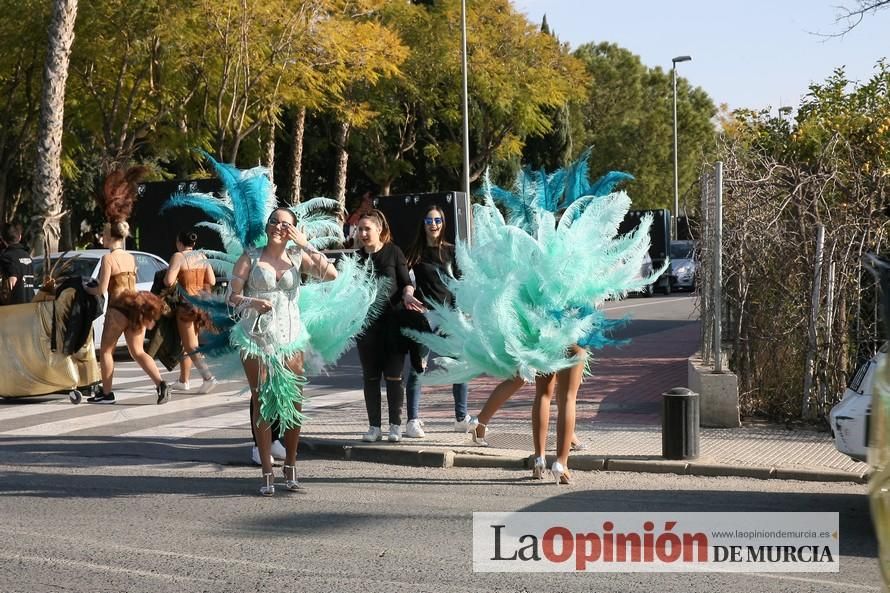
[672,55,691,241]
[460,0,470,198]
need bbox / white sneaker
[453,415,473,432]
[388,424,402,442]
[250,446,276,466]
[405,419,426,438]
[170,380,191,392]
[362,426,383,442]
[196,377,217,394]
[270,439,286,460]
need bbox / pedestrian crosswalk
[0,360,364,442]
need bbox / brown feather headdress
[102,166,147,223]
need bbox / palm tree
[31,0,78,255]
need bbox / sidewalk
[299,317,871,484]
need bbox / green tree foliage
[521,16,574,172]
[349,0,588,195]
[6,0,729,246]
[67,0,198,172]
[717,63,890,419]
[572,42,716,210]
[0,0,49,224]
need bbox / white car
[829,343,885,462]
[34,249,168,347]
[668,240,698,291]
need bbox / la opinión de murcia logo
[490,521,708,568]
[473,512,839,573]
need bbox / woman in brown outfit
[164,230,217,393]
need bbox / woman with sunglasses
[355,209,424,443]
[403,206,471,437]
[228,207,338,495]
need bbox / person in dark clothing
[355,209,424,443]
[0,224,34,305]
[403,205,470,438]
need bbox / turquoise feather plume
[408,171,662,384]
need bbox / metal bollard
[662,387,700,460]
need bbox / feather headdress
[101,166,147,223]
[407,151,662,384]
[161,153,384,429]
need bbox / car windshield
[32,256,99,287]
[670,243,694,259]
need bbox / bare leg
[476,376,524,438]
[124,326,163,385]
[98,309,127,395]
[532,374,557,459]
[243,357,273,477]
[555,349,587,467]
[176,316,194,383]
[282,353,305,467]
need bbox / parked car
[668,240,698,291]
[33,249,169,347]
[829,343,885,462]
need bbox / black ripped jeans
[357,316,406,428]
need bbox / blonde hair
[105,221,130,240]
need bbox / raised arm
[299,247,337,281]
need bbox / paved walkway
[299,308,870,483]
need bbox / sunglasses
[267,219,291,228]
[424,217,443,225]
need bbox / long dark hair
[406,205,450,268]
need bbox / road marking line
[1,392,244,437]
[119,390,366,438]
[605,296,694,312]
[750,572,880,590]
[0,552,220,584]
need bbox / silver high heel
[470,417,489,447]
[532,456,546,480]
[259,472,275,496]
[550,461,571,485]
[282,465,303,491]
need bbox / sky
[511,0,889,115]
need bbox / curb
[299,438,870,484]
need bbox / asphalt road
[0,453,881,593]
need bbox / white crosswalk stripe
[119,410,250,439]
[3,392,245,437]
[0,360,363,440]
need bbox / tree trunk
[0,170,8,224]
[287,106,306,205]
[264,116,276,172]
[31,0,78,257]
[333,120,351,208]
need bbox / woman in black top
[355,209,424,443]
[403,206,471,438]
